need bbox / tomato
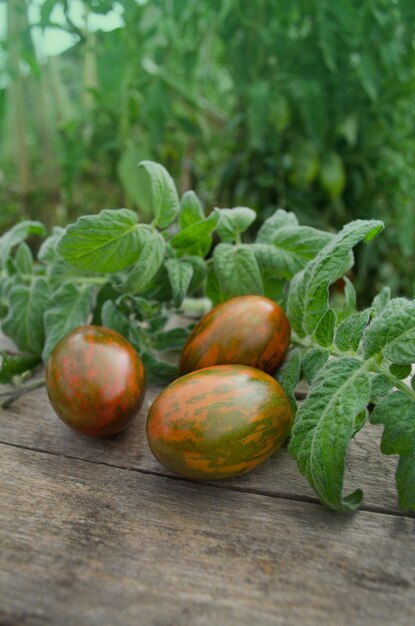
[179,295,290,375]
[146,364,292,480]
[46,325,146,437]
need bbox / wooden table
[0,360,414,625]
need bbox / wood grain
[1,444,414,626]
[0,385,401,514]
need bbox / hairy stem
[0,377,46,409]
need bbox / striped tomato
[46,325,146,437]
[179,295,290,375]
[146,364,292,480]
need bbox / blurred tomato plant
[0,0,414,301]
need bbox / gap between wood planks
[1,437,413,522]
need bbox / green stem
[292,333,415,401]
[1,377,46,409]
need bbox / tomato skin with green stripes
[146,364,293,480]
[179,295,290,376]
[46,325,146,437]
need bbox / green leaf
[389,363,412,380]
[314,308,336,347]
[57,209,149,273]
[302,347,329,384]
[371,391,415,511]
[371,287,391,316]
[139,350,177,384]
[216,207,256,243]
[179,191,204,229]
[335,309,370,352]
[253,225,333,281]
[42,284,94,361]
[0,352,40,384]
[256,208,299,244]
[120,232,166,294]
[138,161,179,228]
[165,259,194,308]
[0,221,46,267]
[101,300,130,339]
[37,226,66,265]
[369,374,393,403]
[364,298,415,364]
[287,220,384,337]
[213,243,263,299]
[371,391,415,456]
[14,243,33,275]
[2,278,50,355]
[181,256,207,293]
[206,263,224,306]
[353,409,368,437]
[356,53,379,101]
[289,357,371,511]
[170,210,219,257]
[343,276,357,318]
[276,349,302,413]
[396,455,415,511]
[151,327,190,351]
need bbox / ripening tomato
[46,325,146,437]
[147,364,292,480]
[179,295,290,375]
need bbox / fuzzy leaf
[371,391,415,511]
[289,357,371,511]
[276,349,302,413]
[138,161,179,228]
[57,209,149,273]
[2,278,50,355]
[170,210,219,257]
[302,347,329,384]
[101,300,130,339]
[364,298,415,364]
[139,350,177,384]
[213,243,263,299]
[335,309,370,352]
[369,374,393,403]
[256,208,299,244]
[151,327,190,351]
[179,191,204,229]
[396,455,415,511]
[42,284,94,361]
[343,276,357,317]
[0,221,46,267]
[120,232,166,294]
[371,287,391,316]
[314,308,336,347]
[181,256,207,293]
[216,207,256,242]
[287,220,383,337]
[14,243,33,275]
[165,259,194,308]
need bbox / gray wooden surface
[0,356,414,625]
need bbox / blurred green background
[1,0,414,301]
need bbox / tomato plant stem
[0,377,46,409]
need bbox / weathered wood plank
[0,444,414,626]
[0,385,401,513]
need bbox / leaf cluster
[1,160,414,514]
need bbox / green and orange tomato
[179,295,290,375]
[46,325,146,437]
[146,364,293,480]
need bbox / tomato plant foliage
[0,160,414,513]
